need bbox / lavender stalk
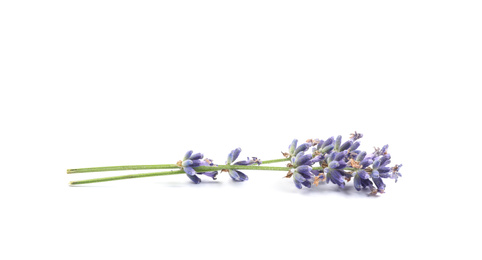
[68,132,403,195]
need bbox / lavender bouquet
[68,132,402,195]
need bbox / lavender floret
[180,150,218,184]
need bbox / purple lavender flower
[180,150,218,184]
[291,151,322,167]
[371,155,391,179]
[304,133,400,194]
[334,135,358,152]
[372,177,386,193]
[314,136,335,155]
[350,131,364,141]
[323,151,349,188]
[360,152,392,193]
[354,175,377,193]
[293,165,315,189]
[390,164,403,183]
[287,139,310,158]
[372,144,389,157]
[350,152,372,190]
[226,148,259,181]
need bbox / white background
[1,1,481,259]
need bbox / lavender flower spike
[226,148,259,181]
[180,150,218,184]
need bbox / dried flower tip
[282,151,290,158]
[350,131,363,140]
[313,178,320,186]
[176,160,183,167]
[348,159,361,169]
[313,173,326,186]
[284,171,294,178]
[306,138,320,146]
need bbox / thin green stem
[70,170,185,185]
[67,158,289,174]
[261,158,290,164]
[70,164,293,185]
[67,164,178,174]
[195,165,291,171]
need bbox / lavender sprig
[68,132,402,195]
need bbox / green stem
[67,158,290,174]
[70,170,185,185]
[195,165,291,171]
[67,164,179,174]
[261,158,290,164]
[70,164,294,185]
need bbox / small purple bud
[379,171,390,178]
[361,178,374,190]
[372,170,380,178]
[186,174,201,184]
[321,144,334,154]
[199,171,218,180]
[190,159,202,167]
[295,153,312,166]
[233,157,255,166]
[227,151,234,164]
[360,158,373,168]
[378,167,391,174]
[339,140,352,151]
[294,143,310,156]
[183,150,193,161]
[380,145,389,154]
[200,158,215,166]
[182,160,194,167]
[296,165,312,176]
[334,151,347,161]
[311,155,323,164]
[322,137,334,148]
[293,179,303,189]
[236,170,249,181]
[289,139,298,155]
[316,140,325,150]
[335,161,347,169]
[391,164,403,183]
[189,153,203,160]
[354,174,362,191]
[357,170,369,179]
[356,151,367,162]
[334,135,342,151]
[228,169,240,180]
[294,172,306,183]
[327,152,336,163]
[373,177,386,192]
[329,161,340,169]
[302,180,312,188]
[232,148,242,162]
[373,159,381,169]
[349,141,360,151]
[330,170,345,188]
[184,166,196,176]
